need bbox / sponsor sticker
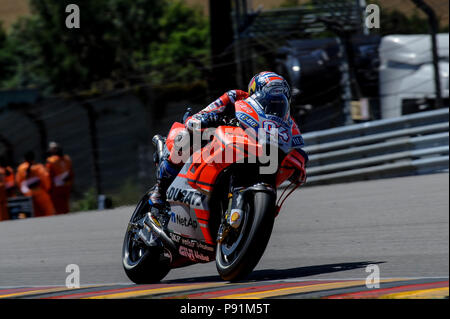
[170,212,198,230]
[167,187,206,207]
[236,112,259,128]
[178,246,210,262]
[169,232,215,254]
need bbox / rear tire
[216,191,275,281]
[122,195,171,284]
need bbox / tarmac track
[0,173,448,299]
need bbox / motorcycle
[122,99,306,283]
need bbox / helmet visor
[255,92,290,120]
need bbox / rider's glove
[185,112,220,132]
[199,112,220,128]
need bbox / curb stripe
[380,287,449,299]
[43,284,173,299]
[326,280,449,299]
[0,287,76,299]
[214,279,409,299]
[214,280,369,299]
[85,282,227,299]
[0,287,55,295]
[173,280,339,299]
[2,278,446,299]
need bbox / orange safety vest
[46,155,73,214]
[46,155,73,187]
[16,161,55,217]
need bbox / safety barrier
[302,108,449,186]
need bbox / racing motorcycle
[122,98,306,283]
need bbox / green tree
[0,22,23,88]
[1,0,209,94]
[147,1,209,84]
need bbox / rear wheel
[216,191,275,281]
[122,194,171,284]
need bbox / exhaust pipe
[144,213,177,252]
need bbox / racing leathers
[149,90,249,206]
[148,90,308,205]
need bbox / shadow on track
[163,261,385,284]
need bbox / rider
[148,71,308,207]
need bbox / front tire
[122,194,171,284]
[216,191,275,281]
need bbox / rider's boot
[148,159,180,228]
[148,178,170,208]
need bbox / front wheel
[122,194,171,284]
[216,191,275,281]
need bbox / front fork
[217,188,245,243]
[216,183,276,243]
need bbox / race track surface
[0,173,448,299]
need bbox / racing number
[262,121,289,142]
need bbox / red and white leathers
[149,90,249,205]
[165,89,250,170]
[165,89,307,176]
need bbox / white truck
[379,33,449,118]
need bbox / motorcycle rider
[148,71,308,208]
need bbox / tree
[0,23,15,88]
[0,0,209,94]
[147,1,209,84]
